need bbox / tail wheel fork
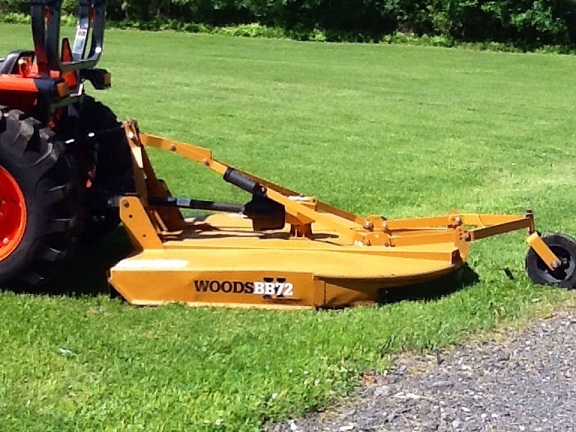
[526,233,576,289]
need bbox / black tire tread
[0,107,84,287]
[78,97,133,243]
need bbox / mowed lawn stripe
[1,25,576,431]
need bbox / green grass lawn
[2,24,576,431]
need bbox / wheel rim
[0,166,27,260]
[536,245,575,283]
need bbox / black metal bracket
[30,0,106,75]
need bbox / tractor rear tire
[77,97,134,243]
[0,109,84,286]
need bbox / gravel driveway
[268,309,576,432]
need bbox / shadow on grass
[378,265,479,305]
[15,227,134,298]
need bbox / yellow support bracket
[527,232,562,271]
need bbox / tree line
[2,0,576,47]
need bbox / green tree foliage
[2,0,576,46]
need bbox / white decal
[254,280,294,297]
[115,259,189,270]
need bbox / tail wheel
[525,233,576,289]
[0,108,84,286]
[77,97,134,243]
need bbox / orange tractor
[0,0,133,286]
[0,0,574,309]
